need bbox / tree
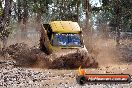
[33,0,49,31]
[96,0,132,44]
[17,0,28,39]
[115,0,121,45]
[0,0,12,49]
[84,0,90,30]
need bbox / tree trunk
[23,0,28,25]
[33,0,42,32]
[115,0,120,45]
[77,0,81,23]
[116,26,120,45]
[17,0,28,40]
[17,0,22,24]
[84,0,90,31]
[21,0,28,40]
[17,0,22,41]
[0,1,3,50]
[0,0,3,32]
[1,0,12,49]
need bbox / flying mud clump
[5,43,98,69]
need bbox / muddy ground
[0,58,132,88]
[0,37,132,88]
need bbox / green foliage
[0,26,12,40]
[69,0,78,6]
[46,0,53,5]
[0,1,3,16]
[102,0,110,7]
[31,0,49,13]
[0,8,2,16]
[100,0,132,32]
[92,6,101,12]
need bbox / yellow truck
[40,21,97,68]
[40,21,83,49]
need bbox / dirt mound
[5,43,98,69]
[5,43,49,67]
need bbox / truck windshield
[52,33,81,47]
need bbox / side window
[47,26,52,40]
[43,24,52,41]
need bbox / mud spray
[83,31,121,67]
[91,38,120,66]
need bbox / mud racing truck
[40,21,98,68]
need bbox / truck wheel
[76,75,86,85]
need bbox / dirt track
[0,57,132,88]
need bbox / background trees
[0,0,131,48]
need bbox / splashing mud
[4,43,98,69]
[91,39,119,66]
[84,34,117,66]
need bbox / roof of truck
[49,21,81,33]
